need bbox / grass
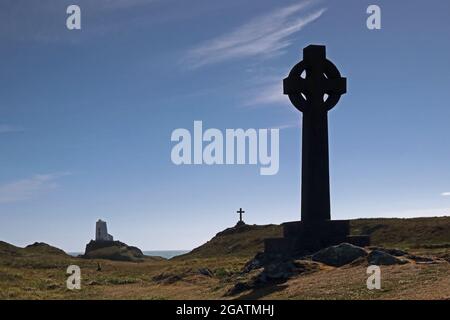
[0,216,449,299]
[350,217,450,249]
[175,224,282,259]
[176,217,450,259]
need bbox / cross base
[264,220,370,256]
[235,220,246,227]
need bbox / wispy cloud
[0,172,70,204]
[243,80,289,107]
[184,1,326,68]
[441,192,450,196]
[270,122,299,130]
[0,124,24,134]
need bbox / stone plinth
[265,220,370,255]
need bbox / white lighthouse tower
[95,219,114,241]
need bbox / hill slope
[179,217,450,259]
[351,216,450,248]
[0,241,69,257]
[177,224,282,259]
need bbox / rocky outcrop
[198,268,214,277]
[226,249,321,296]
[256,260,319,283]
[227,259,319,296]
[368,247,408,257]
[311,243,368,267]
[367,250,408,265]
[82,240,144,262]
[227,242,444,297]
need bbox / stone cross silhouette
[283,45,346,223]
[264,45,369,255]
[237,208,245,222]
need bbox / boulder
[226,259,319,296]
[152,273,183,284]
[369,247,408,257]
[312,243,368,267]
[260,261,297,281]
[226,282,251,296]
[243,252,267,273]
[405,254,436,264]
[256,260,319,283]
[198,268,214,277]
[367,250,408,265]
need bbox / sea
[68,250,189,259]
[143,250,189,259]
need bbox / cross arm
[324,77,347,95]
[283,76,307,95]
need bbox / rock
[369,247,408,257]
[243,252,266,273]
[226,258,319,296]
[152,273,183,284]
[367,250,408,265]
[226,282,251,296]
[254,259,319,286]
[235,220,246,227]
[406,255,436,264]
[312,243,368,267]
[84,240,143,256]
[243,251,296,273]
[386,249,408,256]
[82,240,144,262]
[198,268,213,277]
[263,261,296,280]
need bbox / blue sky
[1,0,450,251]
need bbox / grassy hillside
[0,241,69,258]
[179,217,450,259]
[350,216,450,248]
[0,241,22,255]
[176,224,282,259]
[24,242,68,256]
[0,217,449,299]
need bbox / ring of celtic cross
[283,58,346,113]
